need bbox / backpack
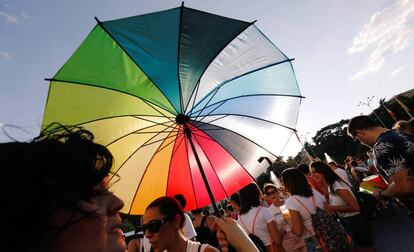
[353,191,380,220]
[295,196,351,252]
[342,180,380,221]
[239,207,267,252]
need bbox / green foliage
[302,119,369,164]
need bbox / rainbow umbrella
[42,5,302,215]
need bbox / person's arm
[127,239,140,252]
[267,221,282,246]
[325,189,360,213]
[289,209,303,237]
[374,169,414,199]
[214,217,259,252]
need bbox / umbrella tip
[181,1,184,7]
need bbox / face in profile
[49,176,126,252]
[311,168,325,185]
[229,200,240,213]
[143,207,178,252]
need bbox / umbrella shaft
[184,127,221,216]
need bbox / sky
[1,0,414,158]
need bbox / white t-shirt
[182,213,197,239]
[284,190,325,239]
[334,168,351,185]
[268,204,290,232]
[237,206,275,246]
[328,181,359,218]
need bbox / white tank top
[186,240,208,252]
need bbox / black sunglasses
[141,217,169,234]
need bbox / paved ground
[373,204,414,252]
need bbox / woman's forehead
[143,207,162,222]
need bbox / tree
[303,119,369,164]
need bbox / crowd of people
[1,115,413,252]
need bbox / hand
[372,189,381,199]
[213,217,259,252]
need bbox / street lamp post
[357,96,387,128]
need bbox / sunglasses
[141,217,169,234]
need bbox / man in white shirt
[328,161,351,185]
[174,194,197,240]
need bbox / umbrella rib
[191,132,230,200]
[183,21,255,114]
[43,114,174,135]
[187,58,295,115]
[177,4,184,113]
[109,124,176,182]
[46,78,177,116]
[192,125,261,185]
[191,120,283,159]
[141,130,181,148]
[191,100,227,125]
[153,131,183,155]
[94,18,179,115]
[188,80,201,116]
[184,137,200,210]
[192,115,229,129]
[141,99,176,124]
[189,93,304,117]
[124,125,179,215]
[132,115,176,127]
[164,128,184,201]
[105,121,175,147]
[191,87,223,122]
[170,129,185,158]
[194,113,297,132]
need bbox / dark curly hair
[0,124,113,251]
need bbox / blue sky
[1,0,414,157]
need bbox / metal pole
[184,126,220,217]
[294,131,313,162]
[368,104,387,128]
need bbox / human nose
[107,193,124,215]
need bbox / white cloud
[0,51,11,60]
[0,11,18,23]
[389,66,405,77]
[348,0,414,80]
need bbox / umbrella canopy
[42,5,303,214]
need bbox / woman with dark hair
[310,161,375,251]
[191,208,219,248]
[143,196,219,252]
[281,168,325,252]
[0,125,126,252]
[238,183,282,252]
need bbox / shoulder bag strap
[197,243,202,252]
[293,197,321,246]
[239,214,249,232]
[252,207,262,235]
[293,196,312,214]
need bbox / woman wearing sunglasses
[143,196,219,252]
